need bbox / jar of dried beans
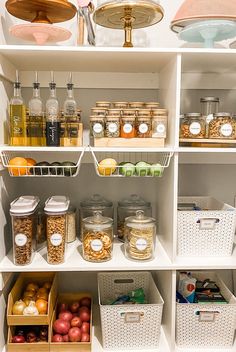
[10,196,39,265]
[90,116,105,138]
[44,196,70,265]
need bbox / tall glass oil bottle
[9,71,27,146]
[63,73,80,146]
[46,72,60,147]
[29,72,44,146]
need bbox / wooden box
[50,293,92,352]
[94,137,165,148]
[7,273,57,326]
[7,326,49,352]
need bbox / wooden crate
[7,273,57,326]
[60,123,83,147]
[7,326,49,352]
[94,137,165,148]
[50,293,92,352]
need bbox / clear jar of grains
[209,112,236,139]
[90,116,105,138]
[105,116,120,137]
[180,113,205,139]
[136,116,151,138]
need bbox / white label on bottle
[123,123,132,133]
[189,122,201,135]
[135,238,147,251]
[91,239,103,252]
[15,234,27,247]
[108,122,118,133]
[220,123,232,137]
[93,123,103,134]
[206,114,214,124]
[156,123,166,134]
[138,123,148,134]
[50,233,62,246]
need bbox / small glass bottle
[136,116,151,138]
[180,113,205,139]
[29,72,44,146]
[9,71,27,146]
[105,116,120,137]
[46,73,60,147]
[121,116,136,138]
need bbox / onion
[12,335,25,343]
[71,316,82,328]
[35,299,48,314]
[79,310,90,322]
[26,331,37,343]
[23,298,32,306]
[23,290,35,299]
[58,303,68,313]
[68,327,82,342]
[59,310,73,322]
[69,301,80,313]
[81,333,90,342]
[12,300,26,315]
[43,282,51,290]
[81,322,90,334]
[62,334,69,342]
[36,291,48,301]
[25,283,39,292]
[79,297,91,308]
[53,319,70,335]
[52,334,63,343]
[78,306,90,315]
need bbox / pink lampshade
[171,0,236,32]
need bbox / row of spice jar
[94,101,160,110]
[180,112,236,139]
[90,113,167,139]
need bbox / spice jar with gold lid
[209,112,236,139]
[180,113,205,139]
[124,210,156,261]
[82,211,113,262]
[121,116,136,138]
[91,108,107,117]
[90,116,105,138]
[129,102,145,109]
[105,116,120,137]
[136,116,152,138]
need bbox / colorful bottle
[29,72,44,146]
[46,72,60,147]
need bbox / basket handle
[114,279,134,284]
[196,310,220,322]
[197,218,220,230]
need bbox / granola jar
[180,113,205,139]
[10,196,39,265]
[121,116,136,138]
[96,101,111,109]
[124,210,156,261]
[113,102,129,109]
[209,112,235,139]
[44,196,70,265]
[117,194,152,242]
[90,116,105,138]
[82,211,113,262]
[105,116,120,137]
[136,116,151,138]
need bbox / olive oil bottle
[46,72,60,147]
[29,72,44,146]
[9,71,27,146]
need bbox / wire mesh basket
[0,149,85,178]
[90,147,173,177]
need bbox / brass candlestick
[6,0,77,24]
[93,0,164,48]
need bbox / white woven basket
[176,271,236,348]
[178,197,236,257]
[98,271,164,350]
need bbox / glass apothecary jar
[121,116,136,138]
[180,113,205,139]
[105,116,120,138]
[209,112,236,139]
[80,194,113,239]
[117,194,152,242]
[90,116,105,138]
[200,96,219,124]
[10,196,39,266]
[82,211,113,262]
[44,196,70,265]
[136,116,151,138]
[124,210,156,261]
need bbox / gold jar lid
[91,108,107,114]
[96,101,111,108]
[113,102,129,108]
[145,102,160,109]
[123,109,137,116]
[137,116,151,121]
[107,109,122,115]
[121,116,136,122]
[137,109,152,116]
[129,102,145,108]
[90,116,106,121]
[152,109,168,116]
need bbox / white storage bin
[178,196,236,257]
[98,271,164,350]
[176,271,236,348]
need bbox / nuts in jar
[82,211,113,262]
[136,116,151,138]
[180,113,205,139]
[209,112,236,139]
[121,116,136,138]
[105,116,120,138]
[90,116,105,138]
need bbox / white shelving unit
[0,6,236,352]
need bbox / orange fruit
[25,158,36,175]
[8,157,28,176]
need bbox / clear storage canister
[105,116,120,137]
[200,96,219,131]
[66,206,77,243]
[80,194,113,239]
[117,194,152,241]
[136,116,151,138]
[44,196,70,265]
[82,211,113,262]
[209,112,236,139]
[10,196,39,265]
[152,115,167,138]
[180,113,205,139]
[124,210,156,261]
[90,116,105,138]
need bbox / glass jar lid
[80,194,113,210]
[200,97,219,103]
[118,194,151,209]
[84,211,113,230]
[125,210,155,227]
[214,112,231,117]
